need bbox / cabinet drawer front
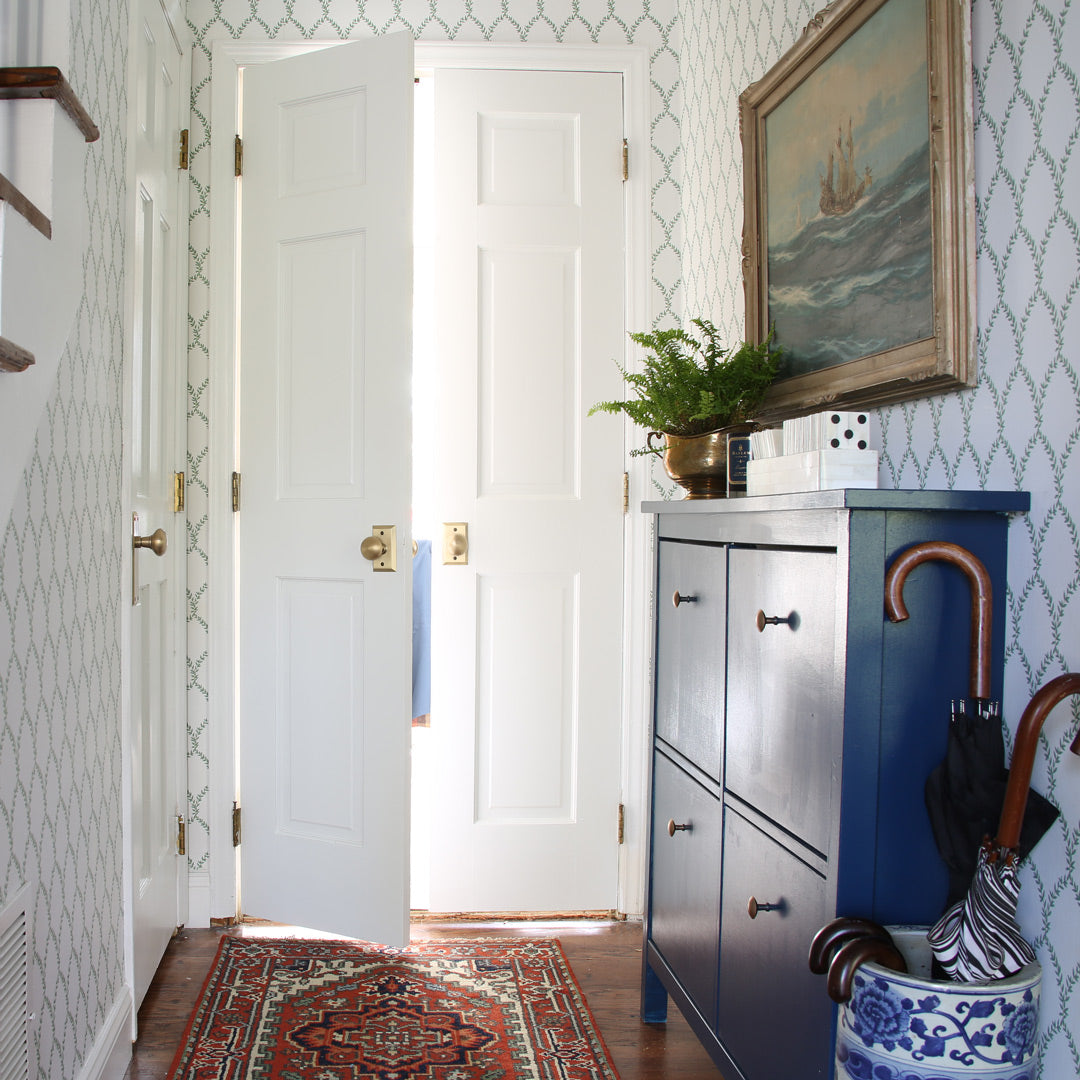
[655,541,727,777]
[726,546,841,853]
[718,808,834,1079]
[649,752,722,1026]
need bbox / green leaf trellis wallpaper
[677,1,1079,1076]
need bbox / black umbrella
[884,543,1059,904]
[927,673,1080,981]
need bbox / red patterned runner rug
[166,936,621,1079]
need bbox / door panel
[654,541,727,778]
[725,546,842,854]
[718,807,833,1079]
[649,752,722,1027]
[126,0,187,1011]
[237,33,413,945]
[476,572,577,823]
[427,68,626,912]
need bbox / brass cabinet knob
[673,591,699,608]
[667,819,692,837]
[360,535,387,561]
[747,895,782,918]
[756,609,795,632]
[133,527,167,556]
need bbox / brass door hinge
[622,138,629,182]
[234,134,243,177]
[232,802,242,847]
[179,128,189,170]
[231,471,241,512]
[177,815,186,856]
[173,471,185,513]
[617,803,625,845]
[622,472,630,514]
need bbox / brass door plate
[361,525,398,572]
[442,522,469,565]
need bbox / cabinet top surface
[642,488,1030,516]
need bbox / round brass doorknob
[133,528,167,556]
[673,591,699,608]
[360,535,388,561]
[667,819,692,837]
[446,531,467,558]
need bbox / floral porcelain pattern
[837,963,1041,1080]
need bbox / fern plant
[589,320,783,455]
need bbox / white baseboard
[76,989,132,1080]
[188,870,211,928]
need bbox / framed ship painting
[740,0,976,418]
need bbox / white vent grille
[0,886,29,1080]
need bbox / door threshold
[410,909,625,923]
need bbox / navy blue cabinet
[641,490,1028,1080]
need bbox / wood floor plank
[123,918,722,1079]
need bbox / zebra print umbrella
[926,843,1035,981]
[927,673,1080,982]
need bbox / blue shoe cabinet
[640,490,1028,1080]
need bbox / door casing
[203,39,654,925]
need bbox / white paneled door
[237,34,414,944]
[125,0,189,1011]
[426,69,627,911]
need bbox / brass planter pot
[648,426,750,499]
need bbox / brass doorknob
[667,819,692,837]
[673,591,699,607]
[360,535,387,561]
[447,532,467,558]
[133,528,167,556]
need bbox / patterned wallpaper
[677,0,1079,1075]
[0,0,128,1075]
[180,0,685,872]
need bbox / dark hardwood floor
[123,916,722,1079]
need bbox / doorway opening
[410,72,437,910]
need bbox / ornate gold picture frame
[740,0,975,418]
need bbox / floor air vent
[0,885,29,1080]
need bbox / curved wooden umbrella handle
[827,936,908,1003]
[808,917,893,974]
[884,540,993,700]
[996,672,1080,852]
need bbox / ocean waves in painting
[767,144,933,378]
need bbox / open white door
[236,33,414,944]
[124,0,189,1010]
[425,68,627,912]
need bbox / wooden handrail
[0,336,36,372]
[0,67,100,142]
[0,171,50,237]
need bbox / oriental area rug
[166,936,620,1079]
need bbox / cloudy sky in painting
[765,0,929,245]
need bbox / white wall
[0,0,131,1073]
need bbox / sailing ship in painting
[767,135,932,378]
[819,118,872,216]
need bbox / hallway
[122,917,720,1079]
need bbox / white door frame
[205,39,654,924]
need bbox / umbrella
[926,672,1080,981]
[808,917,907,1003]
[884,542,1059,910]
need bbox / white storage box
[747,449,879,496]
